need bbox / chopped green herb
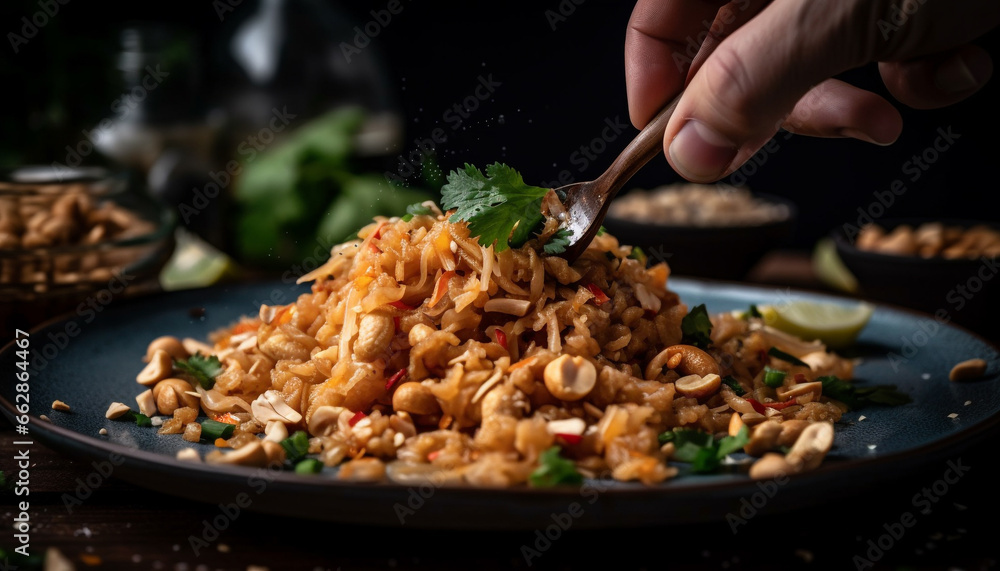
[659,426,750,473]
[200,419,236,441]
[681,304,713,349]
[819,376,912,409]
[294,458,323,475]
[441,163,550,252]
[280,430,311,464]
[543,228,572,255]
[174,353,223,390]
[629,246,647,266]
[767,347,810,368]
[722,375,746,396]
[529,446,583,487]
[763,367,787,388]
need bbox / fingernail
[934,52,991,93]
[668,120,738,182]
[840,128,896,147]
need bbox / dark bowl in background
[832,219,999,333]
[603,193,797,280]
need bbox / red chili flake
[348,410,367,427]
[586,283,610,306]
[793,373,807,383]
[495,328,508,350]
[555,433,582,445]
[389,300,414,310]
[763,398,799,410]
[427,450,441,462]
[385,369,406,391]
[745,398,766,415]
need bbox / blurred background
[2,0,998,328]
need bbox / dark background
[2,0,998,251]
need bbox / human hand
[625,0,999,182]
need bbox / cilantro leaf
[174,353,223,390]
[681,304,713,349]
[767,347,810,368]
[529,446,583,487]
[543,228,572,255]
[441,163,550,252]
[722,375,746,396]
[819,376,912,409]
[659,426,750,474]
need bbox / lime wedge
[160,230,241,291]
[759,300,874,348]
[812,237,858,294]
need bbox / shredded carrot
[508,356,537,371]
[429,271,456,308]
[212,412,240,425]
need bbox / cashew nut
[145,336,189,363]
[645,344,720,380]
[152,378,199,416]
[786,422,834,472]
[207,440,269,467]
[135,389,157,417]
[674,373,721,399]
[543,355,597,401]
[392,382,440,415]
[137,349,173,386]
[105,402,131,419]
[307,406,346,437]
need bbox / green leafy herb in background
[174,353,223,390]
[529,446,583,487]
[819,376,911,409]
[681,304,713,349]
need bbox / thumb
[664,0,864,182]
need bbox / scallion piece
[294,458,323,475]
[763,367,787,388]
[200,419,236,441]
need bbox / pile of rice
[155,204,850,485]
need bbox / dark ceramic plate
[2,279,998,529]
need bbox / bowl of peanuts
[0,166,176,331]
[832,219,1000,332]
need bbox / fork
[556,91,684,263]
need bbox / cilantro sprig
[174,353,223,390]
[819,376,911,409]
[441,163,561,253]
[529,446,583,487]
[681,304,713,349]
[659,426,750,473]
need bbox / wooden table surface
[3,251,999,571]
